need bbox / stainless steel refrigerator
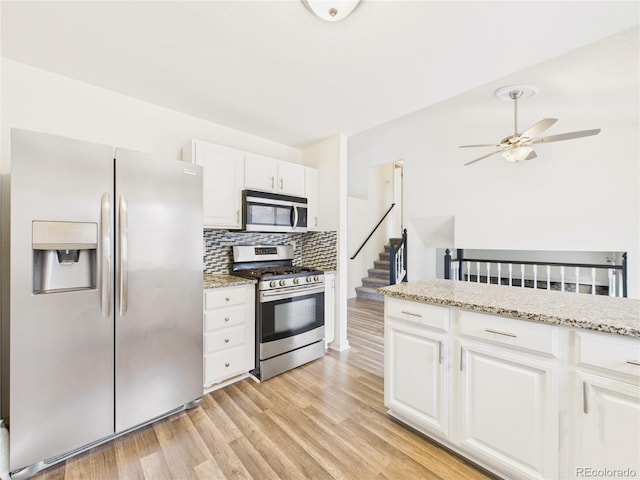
[1,129,204,477]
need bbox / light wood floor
[31,297,495,480]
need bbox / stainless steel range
[232,245,325,381]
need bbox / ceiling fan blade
[520,118,558,139]
[464,149,503,166]
[531,128,601,144]
[458,144,501,148]
[524,150,537,161]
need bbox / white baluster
[546,265,551,290]
[497,263,502,286]
[533,265,538,289]
[520,264,525,288]
[560,266,565,292]
[508,264,513,286]
[608,268,613,296]
[486,262,491,284]
[611,269,617,297]
[466,262,471,282]
[591,268,596,295]
[575,267,580,294]
[476,261,480,283]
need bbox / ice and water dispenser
[32,221,98,294]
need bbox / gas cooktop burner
[239,266,317,279]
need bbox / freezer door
[6,129,115,470]
[114,148,203,432]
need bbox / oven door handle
[260,284,325,302]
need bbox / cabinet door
[305,167,319,230]
[193,141,244,228]
[277,161,306,196]
[324,273,335,345]
[457,340,558,480]
[573,372,640,477]
[385,319,448,437]
[245,152,277,192]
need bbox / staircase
[355,245,391,301]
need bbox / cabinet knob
[225,362,230,368]
[224,338,230,343]
[224,317,230,322]
[225,297,230,302]
[271,176,275,188]
[280,178,284,190]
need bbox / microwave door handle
[292,205,299,228]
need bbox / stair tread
[362,276,390,285]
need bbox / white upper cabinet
[244,152,306,197]
[305,167,318,231]
[182,140,244,229]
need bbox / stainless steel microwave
[242,190,308,233]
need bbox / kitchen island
[378,279,640,480]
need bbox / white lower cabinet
[458,340,558,479]
[384,296,640,480]
[386,317,448,437]
[569,331,640,479]
[203,285,255,391]
[324,272,335,346]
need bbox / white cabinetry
[182,140,244,229]
[571,331,640,478]
[244,152,306,197]
[324,272,335,346]
[203,285,255,391]
[305,167,319,230]
[458,311,559,480]
[385,298,449,438]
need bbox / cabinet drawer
[385,297,449,332]
[459,310,557,356]
[204,305,245,331]
[205,325,246,354]
[204,287,246,309]
[576,330,640,377]
[205,347,246,384]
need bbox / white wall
[348,29,640,298]
[0,59,302,169]
[347,163,395,297]
[302,136,349,350]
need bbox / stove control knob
[279,279,286,287]
[314,275,320,282]
[306,276,313,283]
[293,278,300,285]
[269,280,276,288]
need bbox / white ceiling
[1,1,638,149]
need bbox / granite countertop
[379,279,640,338]
[203,274,256,289]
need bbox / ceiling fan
[460,85,601,166]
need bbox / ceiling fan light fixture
[502,147,534,162]
[301,0,361,21]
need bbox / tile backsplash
[203,230,337,274]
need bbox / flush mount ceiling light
[459,84,601,166]
[302,0,361,21]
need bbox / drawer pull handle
[583,382,589,414]
[485,328,517,338]
[224,317,230,322]
[224,338,230,343]
[225,362,230,367]
[225,297,230,302]
[626,360,640,366]
[401,310,422,318]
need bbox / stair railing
[444,249,628,297]
[350,203,396,260]
[389,229,408,285]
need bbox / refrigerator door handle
[119,194,128,316]
[101,192,111,317]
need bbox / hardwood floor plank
[139,452,172,480]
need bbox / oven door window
[246,202,293,227]
[260,292,324,343]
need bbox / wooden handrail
[350,203,395,260]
